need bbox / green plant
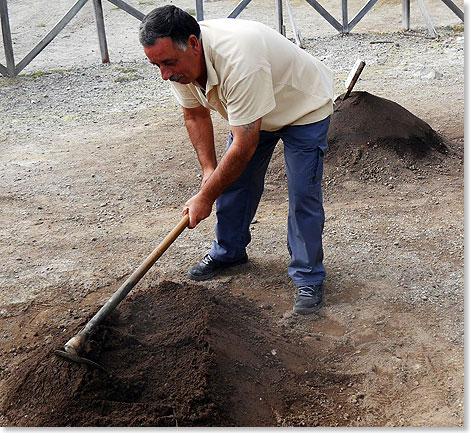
[26,71,45,79]
[113,65,138,73]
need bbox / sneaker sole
[188,269,221,281]
[293,301,323,315]
[188,257,248,281]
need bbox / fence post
[0,0,15,76]
[402,0,410,30]
[342,0,349,33]
[92,0,110,63]
[196,0,204,21]
[275,0,285,35]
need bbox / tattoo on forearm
[242,122,255,132]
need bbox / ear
[188,35,200,53]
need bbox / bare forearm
[184,107,217,175]
[199,140,253,202]
[200,121,261,203]
[183,119,261,229]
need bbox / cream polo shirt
[170,19,333,132]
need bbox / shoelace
[201,254,213,265]
[298,286,314,297]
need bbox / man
[139,5,333,315]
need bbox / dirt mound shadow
[2,281,363,427]
[325,91,448,181]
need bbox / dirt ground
[0,0,464,427]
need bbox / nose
[160,66,172,81]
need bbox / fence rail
[0,0,464,77]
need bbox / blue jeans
[209,116,329,287]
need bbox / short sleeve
[224,68,276,126]
[170,82,203,109]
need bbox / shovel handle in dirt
[55,213,190,372]
[342,58,366,101]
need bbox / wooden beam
[415,0,438,37]
[348,0,380,31]
[303,0,343,32]
[92,0,109,63]
[402,0,410,30]
[0,0,15,76]
[227,0,253,18]
[440,0,464,21]
[15,0,89,75]
[106,0,145,21]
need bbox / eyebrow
[149,58,177,67]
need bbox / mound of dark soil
[264,91,448,191]
[3,282,222,427]
[1,281,362,427]
[325,91,447,181]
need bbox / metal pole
[415,0,438,37]
[106,0,145,21]
[342,0,349,33]
[0,0,15,76]
[285,0,304,47]
[303,0,343,32]
[402,0,410,30]
[195,0,204,21]
[348,0,379,31]
[440,0,464,21]
[275,0,285,36]
[15,0,89,75]
[92,0,110,63]
[227,0,253,18]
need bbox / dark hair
[139,5,201,49]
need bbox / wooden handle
[343,59,366,101]
[144,213,190,269]
[64,213,190,355]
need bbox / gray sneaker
[293,285,323,315]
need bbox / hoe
[55,214,189,373]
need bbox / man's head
[139,6,205,85]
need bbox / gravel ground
[0,0,464,426]
[1,26,464,136]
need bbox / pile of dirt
[1,281,363,427]
[2,281,221,427]
[264,91,448,191]
[325,91,448,181]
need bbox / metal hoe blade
[54,349,109,374]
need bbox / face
[143,36,201,85]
